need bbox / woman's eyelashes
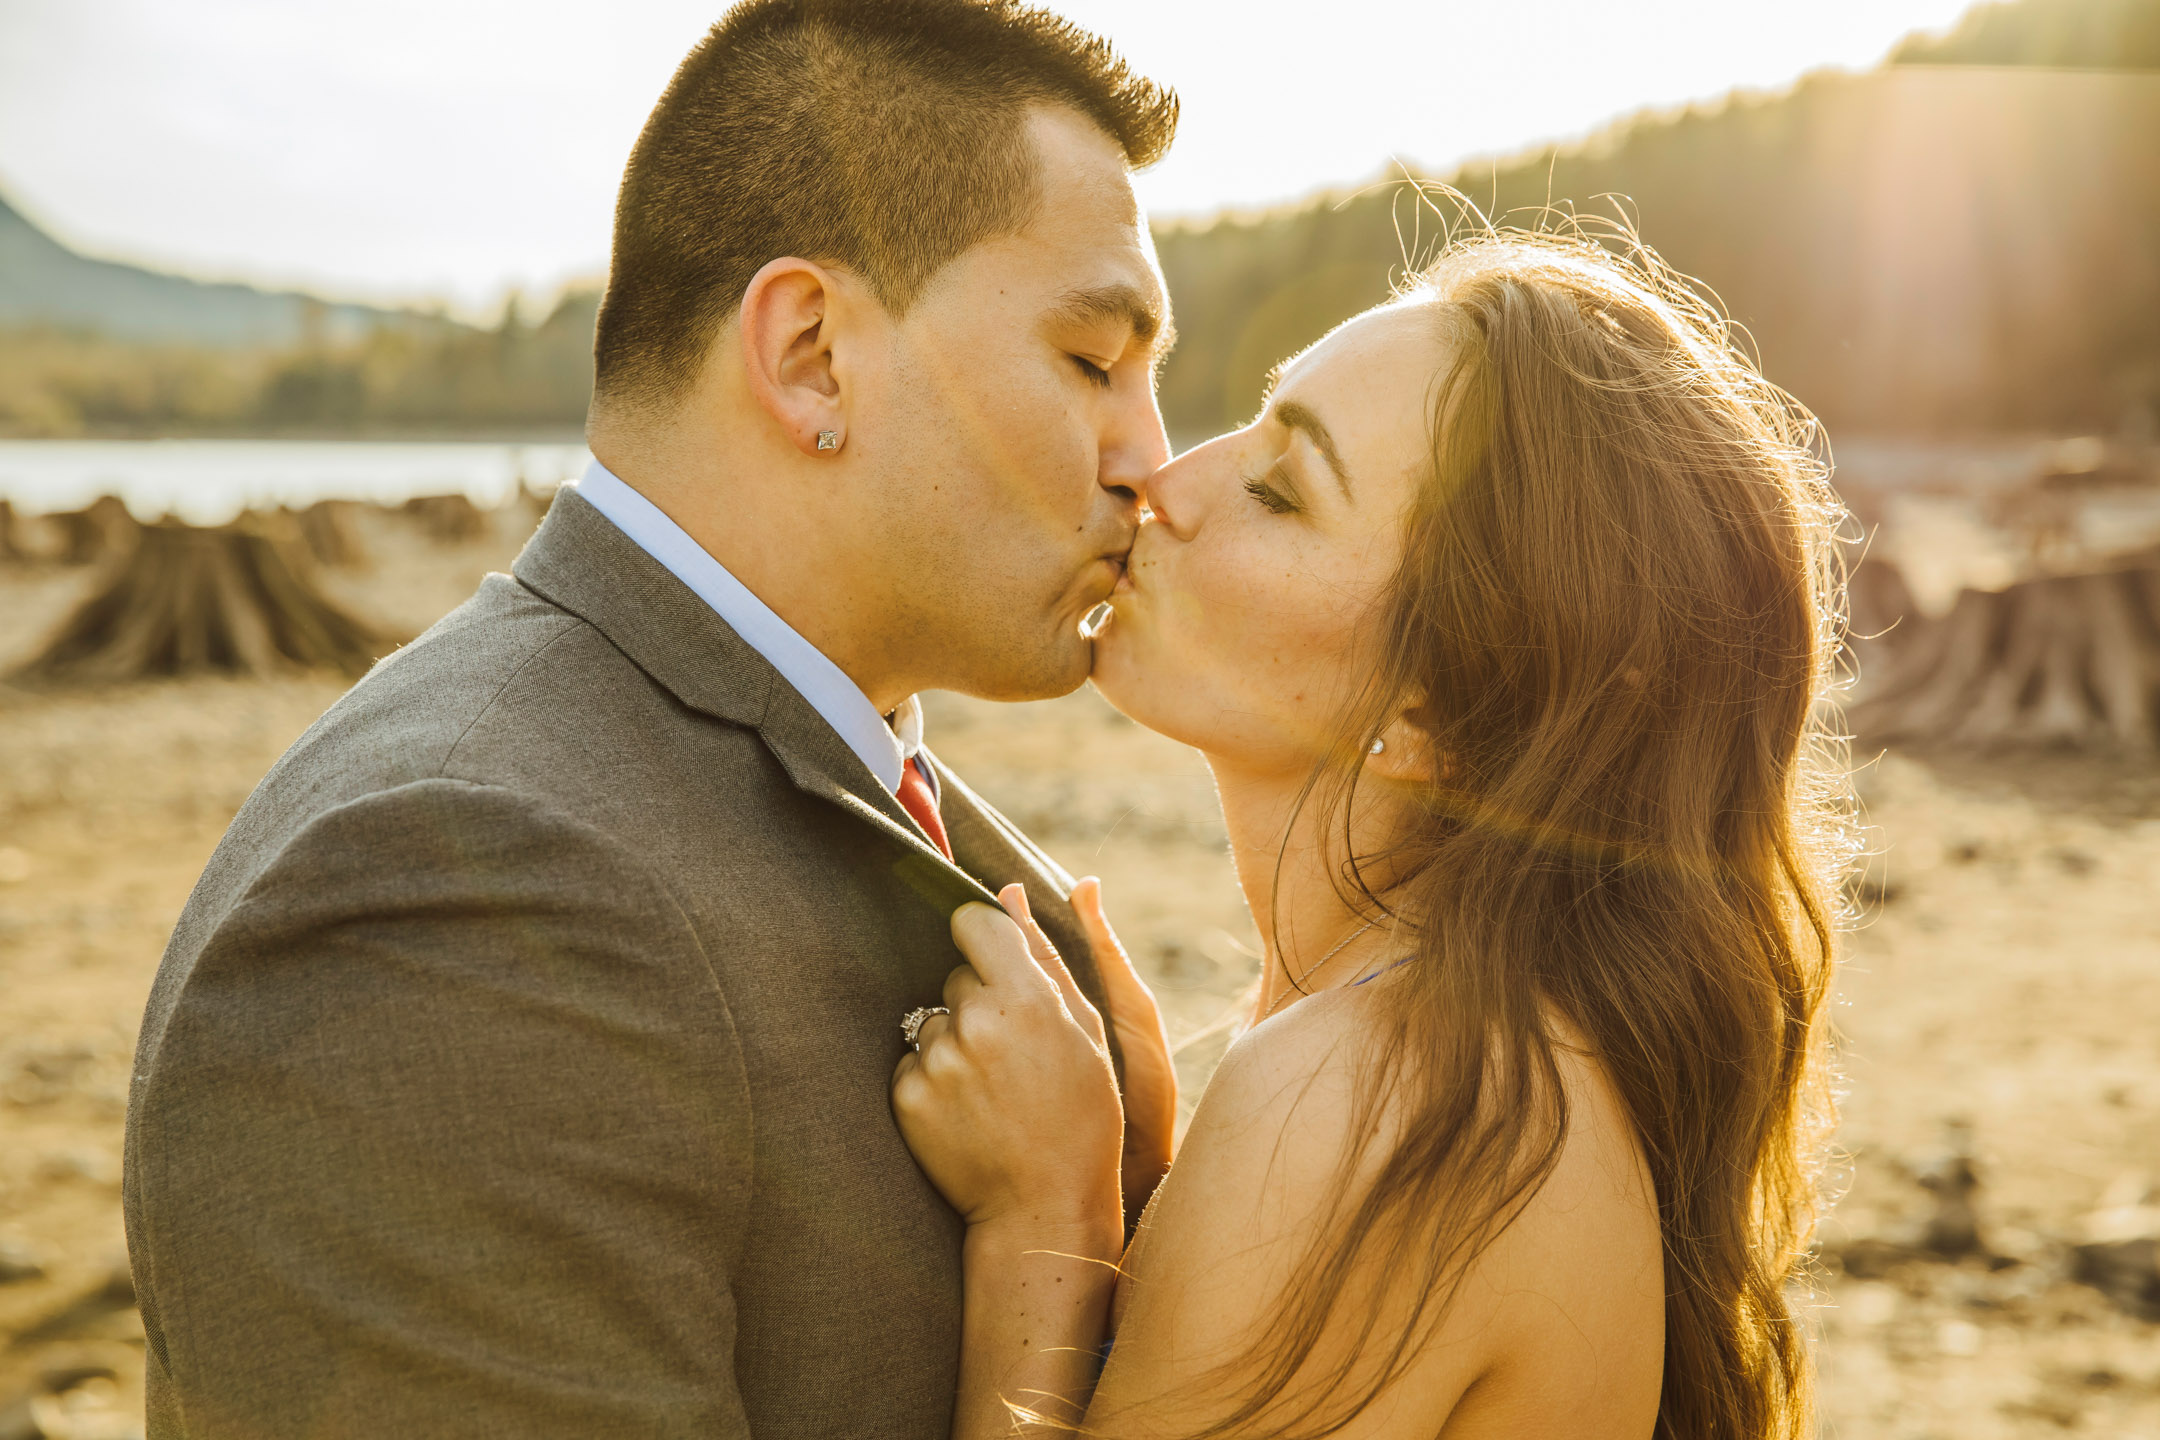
[1241,462,1301,515]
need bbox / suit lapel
[513,488,771,732]
[756,679,1005,913]
[930,751,1123,1080]
[514,491,1118,1070]
[512,490,996,904]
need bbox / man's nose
[1100,390,1171,514]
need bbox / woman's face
[1092,302,1450,771]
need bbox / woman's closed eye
[1242,463,1301,515]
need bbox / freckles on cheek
[1262,573,1370,709]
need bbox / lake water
[0,440,592,526]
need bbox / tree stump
[1846,556,1920,647]
[0,501,30,563]
[14,512,394,683]
[400,493,488,544]
[53,496,133,565]
[1846,554,2160,750]
[291,500,368,568]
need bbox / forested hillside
[0,266,598,437]
[1889,0,2160,66]
[1,0,2151,440]
[0,188,598,436]
[1152,0,2160,442]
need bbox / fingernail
[1003,883,1033,920]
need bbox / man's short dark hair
[591,0,1178,411]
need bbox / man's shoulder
[274,570,757,806]
[331,571,620,765]
[167,573,766,953]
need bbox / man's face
[858,105,1172,702]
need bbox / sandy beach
[2,506,2157,1438]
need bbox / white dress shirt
[569,460,923,796]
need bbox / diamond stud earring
[816,430,841,452]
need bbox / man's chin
[958,627,1093,704]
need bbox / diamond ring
[900,1005,949,1049]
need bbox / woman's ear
[739,256,849,458]
[1364,709,1444,784]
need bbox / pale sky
[0,0,1977,312]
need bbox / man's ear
[739,257,851,458]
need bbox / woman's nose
[1139,452,1192,537]
[1143,432,1237,539]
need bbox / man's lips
[1109,528,1152,596]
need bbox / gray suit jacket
[123,490,1117,1438]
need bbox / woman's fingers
[999,884,1107,1049]
[949,901,1056,995]
[1073,876,1160,1032]
[1073,876,1179,1214]
[900,893,1129,1230]
[940,963,984,1012]
[913,1009,955,1055]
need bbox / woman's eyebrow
[1274,399,1354,500]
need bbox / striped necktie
[895,756,951,860]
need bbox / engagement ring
[900,1005,948,1049]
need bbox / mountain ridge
[0,190,455,347]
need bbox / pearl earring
[1369,738,1386,755]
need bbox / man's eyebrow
[1274,398,1353,500]
[1049,283,1176,358]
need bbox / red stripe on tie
[896,756,952,860]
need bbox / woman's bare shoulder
[1102,992,1663,1436]
[1438,1023,1665,1432]
[1186,982,1375,1145]
[1137,982,1399,1239]
[1094,986,1399,1428]
[1165,991,1658,1287]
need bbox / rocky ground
[1,508,2157,1437]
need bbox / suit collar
[511,493,1106,1037]
[514,486,772,732]
[513,490,993,895]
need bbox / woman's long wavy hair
[1190,220,1852,1439]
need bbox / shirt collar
[569,460,919,794]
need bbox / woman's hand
[891,885,1124,1236]
[1072,877,1179,1220]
